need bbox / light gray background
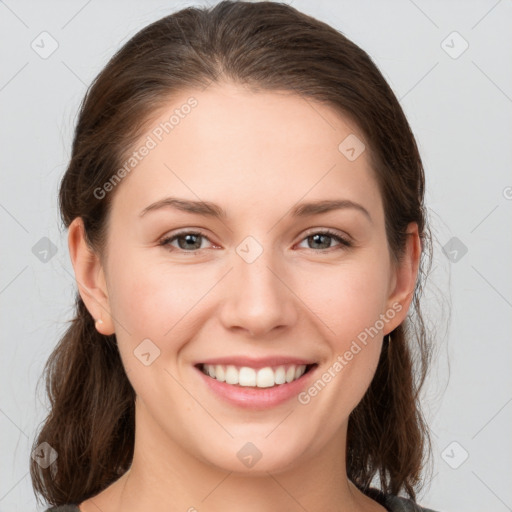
[1,1,511,511]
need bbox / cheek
[106,251,217,372]
[294,264,388,429]
[298,250,390,397]
[110,265,186,338]
[306,257,390,345]
[106,259,195,395]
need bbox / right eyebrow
[139,197,227,219]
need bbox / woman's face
[72,82,418,474]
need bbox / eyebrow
[139,197,372,222]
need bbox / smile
[199,363,316,388]
[194,360,319,409]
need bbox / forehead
[109,82,381,220]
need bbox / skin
[69,82,421,512]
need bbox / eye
[159,231,213,252]
[297,229,352,252]
[158,228,352,254]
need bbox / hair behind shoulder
[31,1,434,506]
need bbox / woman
[32,1,438,511]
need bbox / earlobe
[94,317,112,336]
[384,222,421,334]
[68,217,115,335]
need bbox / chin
[198,435,307,475]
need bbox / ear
[383,222,422,334]
[68,217,115,335]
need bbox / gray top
[45,489,438,512]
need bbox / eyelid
[158,227,353,252]
[297,228,353,251]
[158,229,216,249]
[301,227,352,243]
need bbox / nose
[218,245,299,338]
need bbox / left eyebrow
[290,199,372,223]
[139,197,372,223]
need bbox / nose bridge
[219,233,297,336]
[235,233,286,306]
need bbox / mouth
[195,362,318,389]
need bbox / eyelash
[158,228,352,254]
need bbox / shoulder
[45,506,80,512]
[365,487,439,512]
[384,494,439,511]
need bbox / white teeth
[201,363,309,388]
[274,366,286,385]
[225,365,239,385]
[256,367,275,388]
[215,364,225,382]
[239,367,256,386]
[295,365,306,380]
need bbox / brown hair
[31,0,434,506]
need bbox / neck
[85,401,382,512]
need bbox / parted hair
[31,1,434,506]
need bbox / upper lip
[196,356,317,369]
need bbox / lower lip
[195,365,318,410]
